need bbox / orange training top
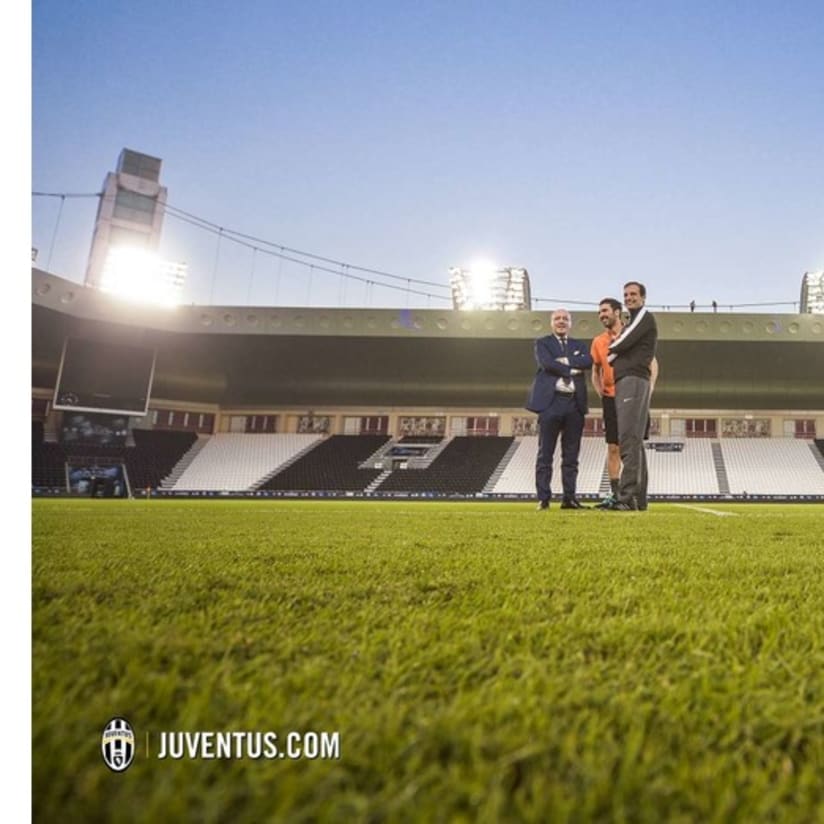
[590,329,619,398]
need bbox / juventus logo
[101,717,136,772]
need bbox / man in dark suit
[525,308,593,509]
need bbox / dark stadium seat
[125,429,198,489]
[260,435,389,492]
[32,425,199,493]
[32,440,68,490]
[377,436,514,495]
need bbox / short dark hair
[599,297,622,312]
[623,281,646,298]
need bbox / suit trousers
[615,375,651,507]
[535,394,584,502]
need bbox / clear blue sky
[32,1,824,311]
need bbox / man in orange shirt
[590,298,623,508]
[591,295,659,509]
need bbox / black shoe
[560,499,587,509]
[536,501,550,511]
[605,500,636,511]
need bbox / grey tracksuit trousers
[615,375,651,508]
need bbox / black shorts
[602,396,619,445]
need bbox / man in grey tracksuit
[606,281,658,510]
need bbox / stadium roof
[32,269,824,410]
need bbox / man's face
[551,311,571,336]
[623,283,645,310]
[598,303,621,330]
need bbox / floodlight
[800,270,824,314]
[100,246,186,307]
[449,264,531,311]
[467,258,496,280]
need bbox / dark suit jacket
[525,334,593,415]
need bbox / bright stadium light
[468,258,496,282]
[800,270,824,313]
[100,246,186,307]
[449,263,531,311]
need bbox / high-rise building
[85,149,168,289]
[800,270,824,314]
[449,265,531,311]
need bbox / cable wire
[32,190,802,311]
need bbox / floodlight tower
[99,248,187,307]
[800,270,824,313]
[449,264,531,310]
[85,149,168,290]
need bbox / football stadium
[32,255,824,821]
[28,137,824,822]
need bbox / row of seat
[492,438,607,496]
[261,435,389,491]
[720,439,824,495]
[31,425,198,490]
[377,437,515,494]
[492,437,824,496]
[171,434,323,490]
[33,427,824,496]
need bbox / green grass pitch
[32,499,824,822]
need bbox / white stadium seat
[172,434,322,491]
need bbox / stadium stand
[490,437,606,497]
[720,438,824,496]
[486,436,824,499]
[125,429,198,490]
[482,438,521,492]
[377,436,515,495]
[171,433,323,491]
[33,426,202,493]
[646,439,720,496]
[261,435,390,492]
[33,420,824,499]
[489,437,537,495]
[159,436,209,489]
[32,422,67,491]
